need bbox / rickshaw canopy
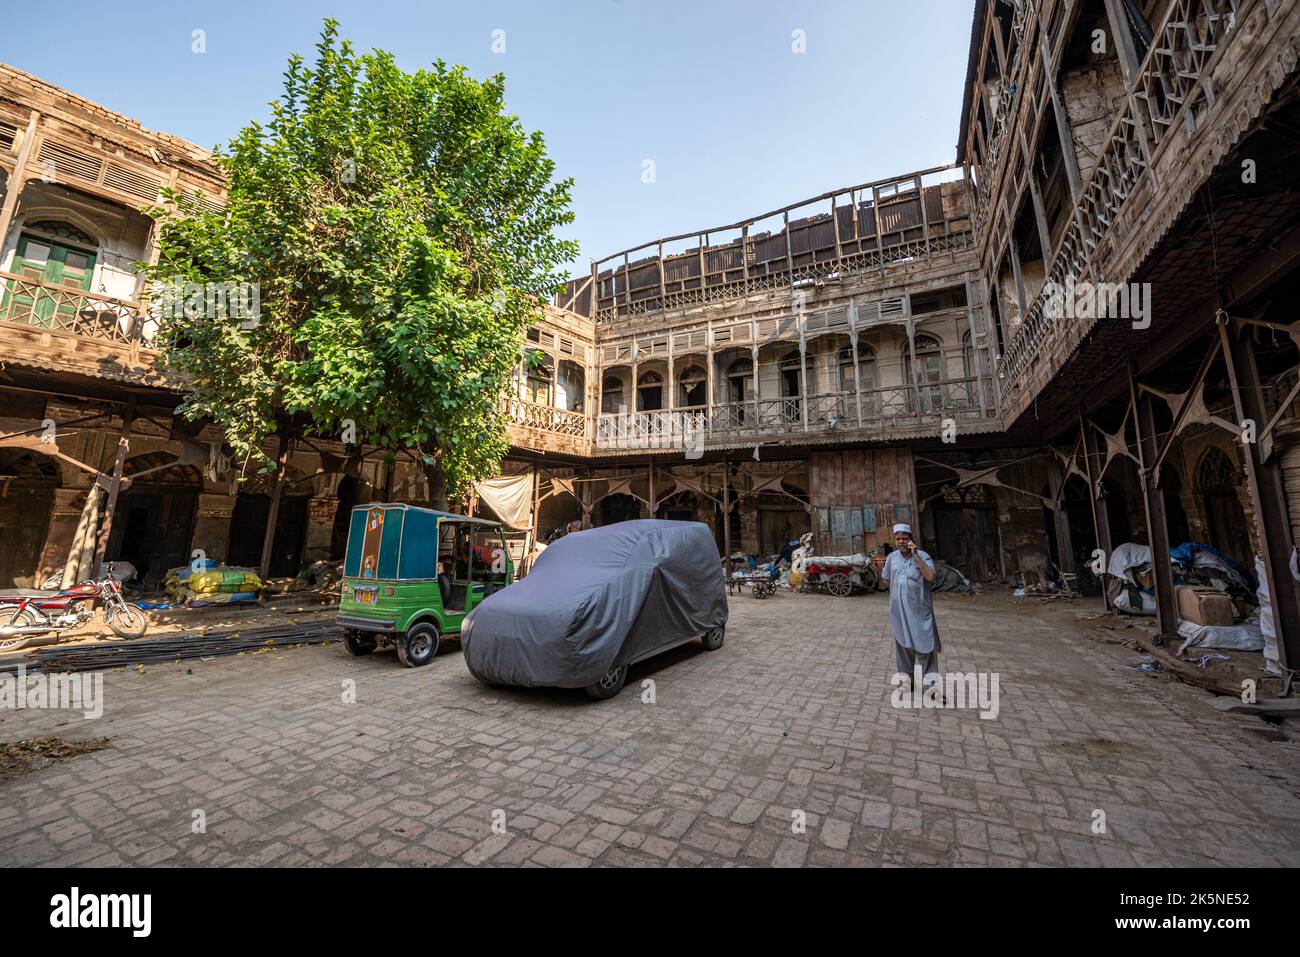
[343,504,502,581]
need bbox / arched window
[726,358,753,405]
[905,334,944,414]
[601,374,625,414]
[557,360,584,412]
[525,350,553,405]
[637,370,664,411]
[678,365,706,408]
[838,344,879,415]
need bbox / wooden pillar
[721,456,732,570]
[850,311,864,427]
[92,395,136,576]
[1042,33,1084,202]
[657,240,667,309]
[0,112,39,253]
[1080,413,1113,611]
[750,344,760,427]
[259,430,290,579]
[905,295,920,414]
[1220,320,1300,669]
[1131,371,1178,640]
[798,333,809,432]
[783,210,794,279]
[1046,461,1075,573]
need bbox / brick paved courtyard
[1,591,1298,867]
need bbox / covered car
[461,520,728,699]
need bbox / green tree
[147,20,576,507]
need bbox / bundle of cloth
[1107,541,1258,613]
[164,561,264,606]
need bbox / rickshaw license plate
[354,586,378,605]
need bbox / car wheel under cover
[700,626,725,651]
[584,664,628,700]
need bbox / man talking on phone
[880,522,940,686]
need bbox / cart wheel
[827,573,852,597]
[584,664,627,700]
[860,566,878,592]
[396,622,439,667]
[700,626,725,651]
[343,629,377,656]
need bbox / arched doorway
[1198,448,1250,564]
[677,365,706,408]
[655,490,698,522]
[105,452,202,589]
[1161,466,1191,546]
[756,483,809,557]
[227,476,313,578]
[637,371,664,411]
[601,373,626,414]
[934,484,999,581]
[331,475,361,560]
[0,449,59,587]
[598,493,642,526]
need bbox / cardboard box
[1176,585,1234,626]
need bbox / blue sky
[2,0,976,272]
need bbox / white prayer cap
[892,523,912,535]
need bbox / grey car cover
[461,520,728,688]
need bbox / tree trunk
[424,458,449,512]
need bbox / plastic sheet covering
[461,520,728,689]
[475,475,534,530]
[1107,543,1152,583]
[1176,619,1264,655]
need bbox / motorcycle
[0,578,148,652]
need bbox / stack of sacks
[164,563,263,606]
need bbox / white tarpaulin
[475,475,534,530]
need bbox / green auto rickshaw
[337,503,514,667]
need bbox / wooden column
[0,112,39,253]
[721,456,731,569]
[259,430,291,580]
[850,306,864,428]
[1042,33,1084,202]
[1080,413,1112,611]
[1131,371,1178,640]
[1220,320,1300,669]
[92,395,136,576]
[799,332,809,432]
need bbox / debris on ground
[0,622,342,674]
[0,736,112,781]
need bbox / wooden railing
[995,0,1247,403]
[504,397,589,439]
[594,378,992,449]
[0,271,153,347]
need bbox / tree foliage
[148,20,577,500]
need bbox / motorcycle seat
[0,588,60,598]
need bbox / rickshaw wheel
[397,622,439,667]
[827,573,852,597]
[343,629,377,656]
[860,567,879,592]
